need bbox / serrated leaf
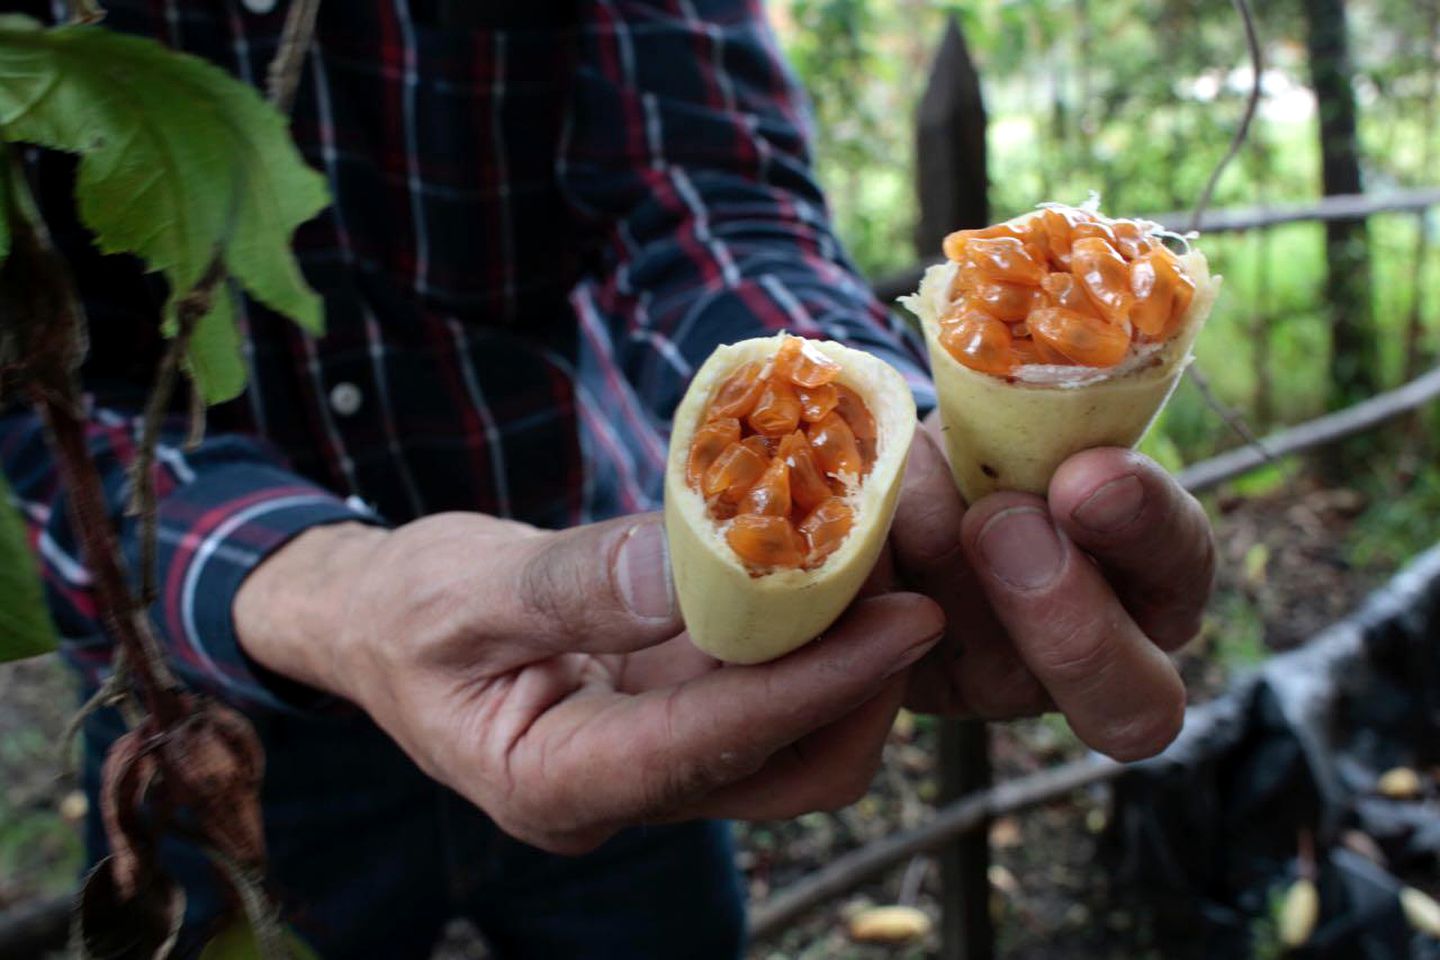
[186,281,247,404]
[0,15,329,402]
[199,917,319,960]
[0,468,58,662]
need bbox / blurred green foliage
[773,0,1440,660]
[773,0,1440,455]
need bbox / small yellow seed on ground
[848,905,933,944]
[890,709,916,741]
[987,864,1020,896]
[989,816,1021,849]
[1401,887,1440,938]
[1378,767,1423,799]
[58,790,88,824]
[1279,878,1319,948]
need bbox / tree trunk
[1302,0,1377,413]
[1404,0,1439,382]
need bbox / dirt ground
[0,480,1400,958]
[739,478,1391,960]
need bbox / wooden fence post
[914,15,988,256]
[913,15,994,960]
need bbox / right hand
[234,513,942,854]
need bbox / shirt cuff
[142,462,386,715]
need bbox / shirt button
[328,382,363,417]
[242,0,277,13]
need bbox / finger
[891,429,1050,719]
[858,541,898,599]
[481,513,683,656]
[1049,449,1216,651]
[503,593,943,834]
[681,674,908,821]
[613,634,722,692]
[961,495,1185,761]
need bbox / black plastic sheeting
[1104,544,1440,959]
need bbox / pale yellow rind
[664,334,917,664]
[901,250,1222,503]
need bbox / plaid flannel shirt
[0,0,934,712]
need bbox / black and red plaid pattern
[0,0,933,710]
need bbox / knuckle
[518,540,594,640]
[896,500,964,570]
[1031,616,1116,685]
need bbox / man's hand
[234,513,942,854]
[894,413,1215,762]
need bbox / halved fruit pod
[664,334,917,665]
[901,250,1221,503]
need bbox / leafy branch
[0,4,327,956]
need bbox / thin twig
[204,845,289,960]
[57,651,131,775]
[187,382,207,449]
[266,0,323,116]
[128,259,225,603]
[1184,0,1276,467]
[1185,363,1281,470]
[1189,0,1263,234]
[897,854,929,907]
[128,0,320,602]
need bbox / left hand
[892,412,1215,762]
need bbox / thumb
[496,512,682,655]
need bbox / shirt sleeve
[0,404,381,714]
[563,0,936,424]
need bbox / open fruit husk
[900,206,1223,503]
[664,334,916,664]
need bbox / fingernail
[616,522,675,621]
[976,507,1064,590]
[1073,475,1145,533]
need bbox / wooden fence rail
[1177,365,1440,493]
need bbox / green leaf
[186,280,247,404]
[0,15,329,402]
[0,469,58,662]
[198,917,319,960]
